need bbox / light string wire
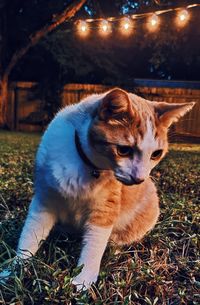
[75,3,200,23]
[72,3,200,35]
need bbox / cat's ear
[98,88,135,122]
[152,101,195,127]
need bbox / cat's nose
[130,176,144,185]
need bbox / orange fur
[88,176,159,244]
[85,88,195,244]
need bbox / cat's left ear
[152,101,195,127]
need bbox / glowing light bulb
[124,22,129,30]
[102,24,108,31]
[120,17,133,35]
[147,14,159,31]
[77,20,89,36]
[102,20,109,31]
[81,25,86,32]
[123,17,131,30]
[179,9,189,21]
[150,14,159,26]
[176,9,189,27]
[99,20,111,35]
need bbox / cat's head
[88,88,195,185]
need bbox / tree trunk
[0,0,86,128]
[0,75,8,127]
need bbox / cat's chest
[50,156,114,199]
[44,179,114,229]
[58,169,108,199]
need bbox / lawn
[0,131,199,305]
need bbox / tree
[0,0,86,128]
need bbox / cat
[1,88,195,289]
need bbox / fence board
[8,81,200,140]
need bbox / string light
[77,20,89,36]
[179,9,189,21]
[74,4,200,37]
[176,9,190,27]
[120,17,133,35]
[147,14,159,31]
[99,20,111,36]
[150,15,158,26]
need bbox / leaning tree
[0,0,86,128]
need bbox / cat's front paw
[0,268,12,284]
[0,256,25,284]
[72,270,98,291]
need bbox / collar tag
[91,170,100,179]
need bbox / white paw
[0,268,12,284]
[0,256,23,284]
[72,270,99,291]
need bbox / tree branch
[4,0,87,79]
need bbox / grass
[0,131,199,305]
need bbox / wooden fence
[7,81,200,141]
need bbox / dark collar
[75,130,100,179]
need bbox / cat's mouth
[115,173,144,186]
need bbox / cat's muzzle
[115,173,144,186]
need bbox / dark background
[1,0,200,88]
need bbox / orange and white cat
[9,88,195,289]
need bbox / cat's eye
[151,149,163,160]
[117,145,132,157]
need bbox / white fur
[139,118,157,151]
[8,92,114,289]
[0,269,12,282]
[127,135,135,145]
[72,224,113,290]
[36,96,103,199]
[136,118,158,180]
[1,197,56,283]
[17,196,56,258]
